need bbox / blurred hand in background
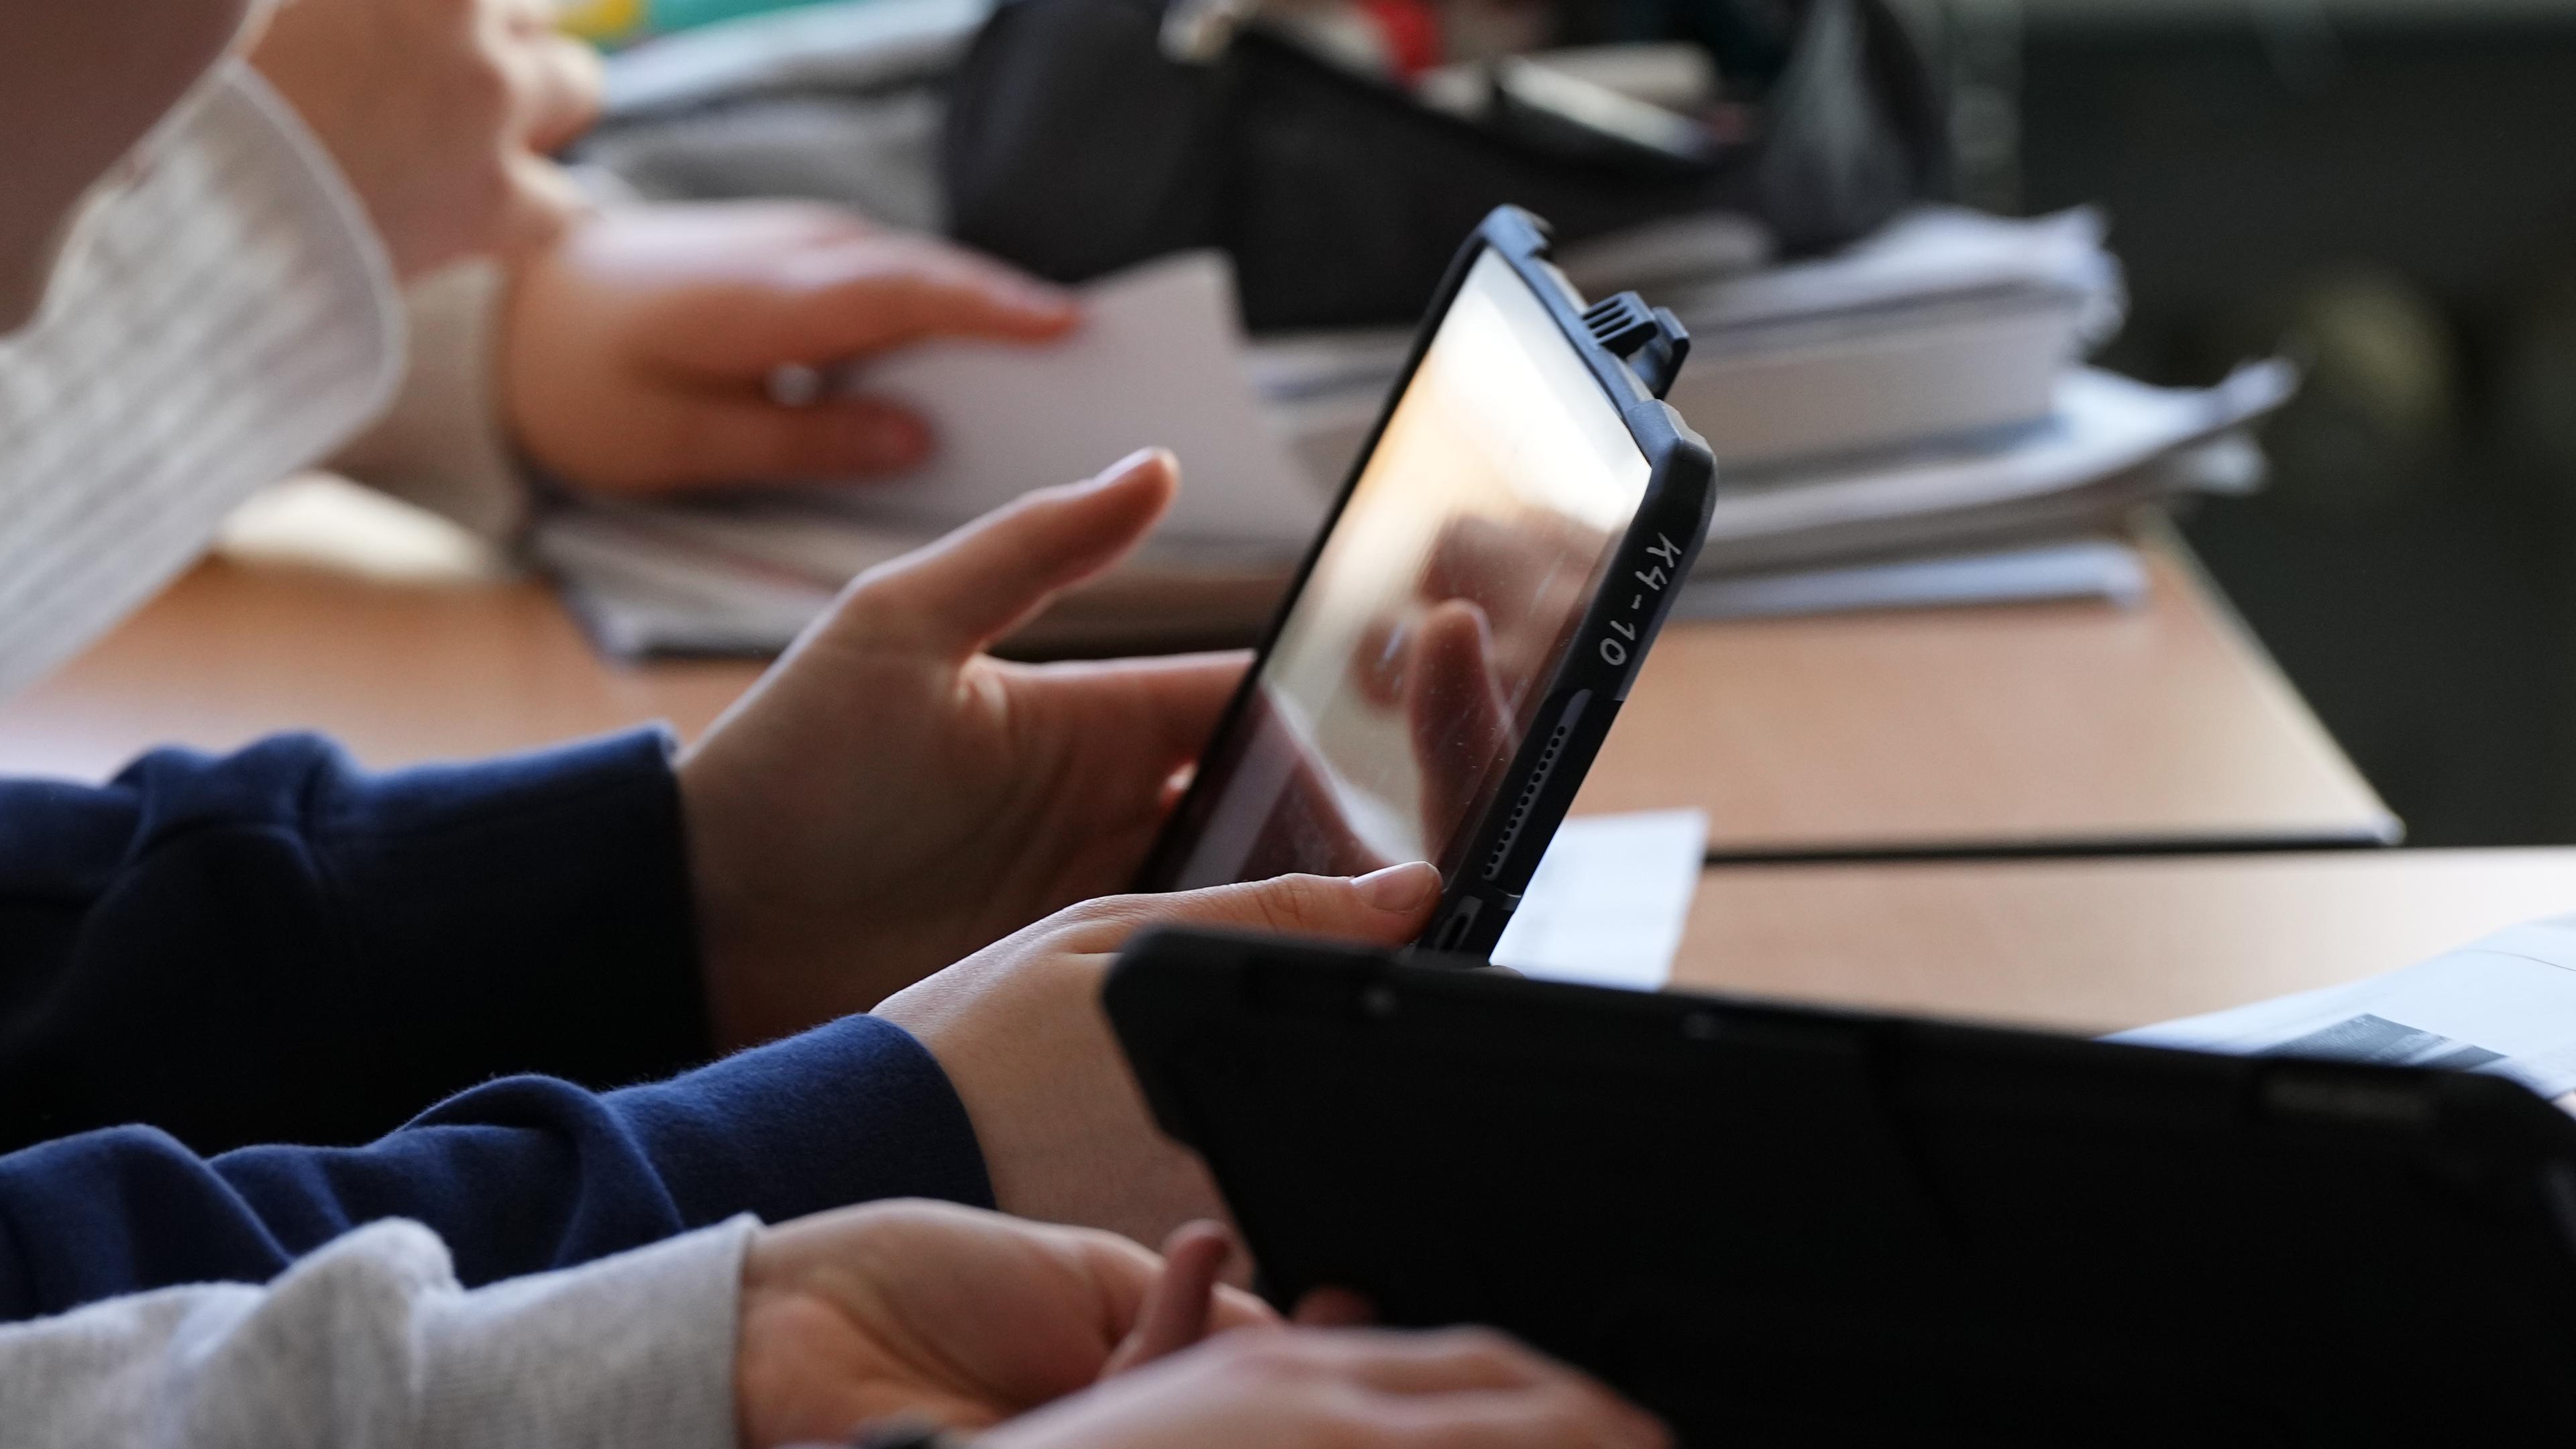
[502,201,1081,496]
[252,0,600,279]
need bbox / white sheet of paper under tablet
[813,251,1325,547]
[2112,916,2576,1100]
[1491,810,1708,991]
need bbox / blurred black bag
[942,0,1945,331]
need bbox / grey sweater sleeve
[0,1216,754,1449]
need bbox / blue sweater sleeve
[0,1013,994,1321]
[0,731,714,1157]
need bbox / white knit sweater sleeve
[325,258,537,543]
[0,60,406,702]
[0,1217,753,1449]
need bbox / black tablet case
[1134,207,1718,959]
[1107,928,2576,1444]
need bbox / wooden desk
[0,538,2391,865]
[1575,541,2398,853]
[0,561,762,779]
[0,545,2471,1049]
[1675,848,2576,1034]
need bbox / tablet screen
[1163,249,1654,888]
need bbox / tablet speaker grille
[1483,691,1589,881]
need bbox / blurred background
[545,0,2576,846]
[1927,0,2576,844]
[224,0,2576,850]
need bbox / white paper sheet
[1491,810,1709,991]
[805,251,1326,545]
[1698,363,2293,549]
[2110,916,2576,1101]
[1662,206,2122,337]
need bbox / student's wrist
[672,742,761,1049]
[672,739,856,1053]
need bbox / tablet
[1134,207,1716,957]
[1106,928,2576,1443]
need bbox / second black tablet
[1107,927,2576,1444]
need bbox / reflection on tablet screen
[1169,250,1653,888]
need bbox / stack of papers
[1641,205,2123,472]
[1254,207,2118,480]
[1693,365,2285,574]
[537,208,2287,659]
[1256,205,2288,623]
[1656,209,2279,610]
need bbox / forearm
[0,730,710,1157]
[0,1216,749,1449]
[0,1014,990,1322]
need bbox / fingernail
[1356,861,1440,912]
[1091,447,1171,487]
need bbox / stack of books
[537,207,2290,658]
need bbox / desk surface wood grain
[1576,543,2396,850]
[0,539,2392,857]
[0,561,761,777]
[1676,848,2576,1034]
